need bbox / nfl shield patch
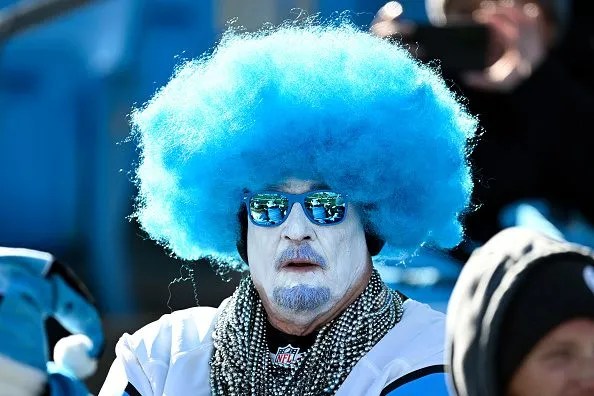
[273,344,301,364]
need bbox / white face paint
[247,179,372,327]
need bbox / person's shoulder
[399,298,445,329]
[116,303,222,363]
[389,298,444,349]
[135,305,219,342]
[366,299,445,371]
[336,299,447,395]
[103,303,227,395]
[375,299,447,394]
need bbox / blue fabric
[500,200,565,240]
[0,248,103,377]
[385,372,448,395]
[46,362,89,396]
[500,199,594,250]
[0,250,57,371]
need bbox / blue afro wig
[132,21,477,267]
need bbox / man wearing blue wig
[0,21,476,395]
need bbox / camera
[374,1,490,71]
[398,23,490,71]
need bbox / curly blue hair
[131,21,477,267]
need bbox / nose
[576,355,594,390]
[281,203,314,242]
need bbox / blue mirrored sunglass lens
[304,192,346,224]
[249,193,289,225]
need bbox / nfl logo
[274,345,300,364]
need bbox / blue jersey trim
[381,364,447,395]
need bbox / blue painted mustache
[275,244,327,270]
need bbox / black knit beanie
[496,252,594,392]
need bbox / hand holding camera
[462,0,550,92]
[371,0,553,92]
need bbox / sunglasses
[243,190,348,227]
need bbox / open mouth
[282,260,320,271]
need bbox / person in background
[372,0,594,254]
[447,227,594,396]
[0,20,477,395]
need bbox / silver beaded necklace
[210,270,404,395]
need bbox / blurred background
[0,0,592,392]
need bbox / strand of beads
[210,270,403,395]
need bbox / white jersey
[99,299,445,396]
